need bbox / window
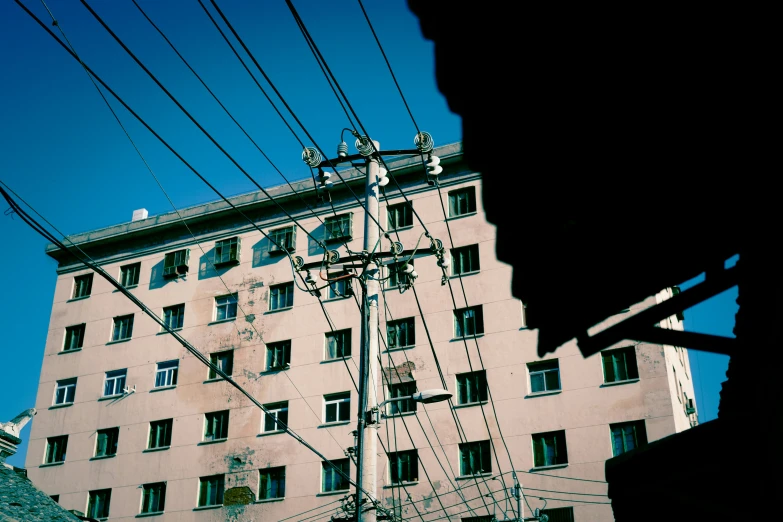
[610,420,648,457]
[532,430,568,467]
[259,467,286,500]
[120,262,140,287]
[456,371,487,405]
[63,324,86,351]
[324,213,353,242]
[162,249,189,279]
[54,378,76,405]
[204,410,229,441]
[602,346,639,383]
[44,435,68,464]
[148,419,172,449]
[162,304,185,330]
[269,282,294,311]
[198,475,224,507]
[448,187,476,217]
[459,440,492,476]
[387,318,415,349]
[103,369,127,397]
[155,360,179,388]
[327,272,352,300]
[540,507,575,522]
[141,483,166,514]
[321,459,350,492]
[111,314,134,342]
[325,329,351,359]
[72,274,93,299]
[451,244,480,275]
[263,402,288,433]
[324,392,351,424]
[269,226,296,254]
[215,294,238,321]
[454,306,484,338]
[387,382,416,415]
[266,341,291,370]
[386,261,412,289]
[87,489,111,519]
[389,449,418,484]
[95,428,119,458]
[214,237,241,266]
[208,350,233,379]
[387,202,413,230]
[528,360,560,393]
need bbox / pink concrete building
[26,143,697,521]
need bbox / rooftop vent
[132,208,148,222]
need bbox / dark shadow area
[148,258,175,290]
[251,237,289,269]
[198,247,232,280]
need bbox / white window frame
[325,329,351,360]
[111,314,134,342]
[103,369,127,397]
[162,304,185,330]
[269,282,294,311]
[155,360,179,388]
[262,402,288,433]
[214,294,238,321]
[528,360,561,394]
[324,392,351,424]
[54,378,76,405]
[266,341,291,370]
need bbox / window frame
[454,306,484,338]
[162,249,189,279]
[119,262,141,288]
[269,282,295,311]
[321,459,350,493]
[326,272,352,300]
[87,488,111,519]
[44,435,68,464]
[214,293,238,322]
[208,350,234,379]
[140,482,166,514]
[63,324,86,351]
[263,402,289,433]
[72,274,93,299]
[388,449,418,484]
[386,317,415,350]
[259,467,286,500]
[448,186,477,218]
[103,369,127,397]
[162,303,185,330]
[111,314,134,342]
[451,244,481,276]
[269,226,297,254]
[213,236,241,267]
[203,410,230,442]
[610,420,648,457]
[198,474,225,507]
[325,329,352,360]
[527,359,561,394]
[266,341,291,371]
[387,202,414,230]
[602,346,639,383]
[148,419,173,450]
[324,392,351,424]
[155,360,179,388]
[459,440,492,476]
[385,261,412,289]
[532,430,569,468]
[455,371,488,405]
[323,213,353,242]
[94,427,119,458]
[387,381,417,415]
[54,378,77,405]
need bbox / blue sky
[0,0,733,468]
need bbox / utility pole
[354,141,381,522]
[515,475,523,522]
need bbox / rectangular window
[448,187,476,217]
[387,382,416,415]
[95,427,119,458]
[120,262,141,288]
[259,467,286,500]
[610,420,648,457]
[532,430,568,467]
[528,360,561,393]
[266,341,291,370]
[602,346,639,383]
[198,475,224,507]
[387,318,415,349]
[103,369,127,397]
[162,304,185,330]
[459,440,492,476]
[456,371,487,405]
[389,449,418,484]
[214,237,241,267]
[155,360,179,388]
[269,226,296,254]
[325,329,351,359]
[148,419,173,449]
[204,410,229,441]
[162,249,189,279]
[454,306,484,338]
[327,272,352,300]
[321,459,350,492]
[54,378,77,405]
[269,282,294,311]
[111,314,134,342]
[263,402,288,433]
[541,507,575,522]
[215,293,238,321]
[141,482,166,514]
[387,202,413,230]
[324,213,353,242]
[386,261,412,289]
[87,489,111,519]
[44,435,68,464]
[451,244,480,275]
[324,392,351,424]
[63,324,86,351]
[72,274,93,299]
[208,350,233,379]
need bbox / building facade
[26,143,697,521]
